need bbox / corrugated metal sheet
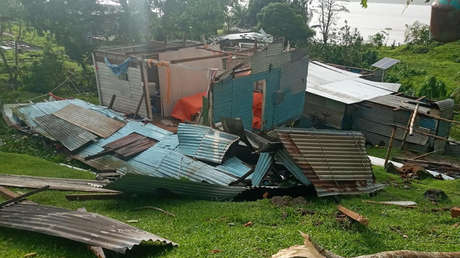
[103,132,157,159]
[307,61,400,104]
[251,152,273,186]
[216,157,252,178]
[274,149,311,186]
[0,203,176,253]
[277,129,383,197]
[107,173,246,201]
[34,114,97,151]
[54,104,125,138]
[372,57,400,70]
[366,94,434,115]
[177,123,239,164]
[14,99,125,139]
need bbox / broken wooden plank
[0,174,119,193]
[337,205,368,226]
[66,193,123,201]
[451,207,460,218]
[362,200,417,208]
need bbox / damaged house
[303,61,455,153]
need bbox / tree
[314,0,348,45]
[247,0,285,27]
[257,2,313,45]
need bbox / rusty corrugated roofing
[277,129,383,197]
[53,104,125,138]
[177,123,239,164]
[0,203,177,253]
[34,114,98,151]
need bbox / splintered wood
[337,205,369,226]
[53,104,125,138]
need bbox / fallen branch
[272,232,460,258]
[132,206,176,217]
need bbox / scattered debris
[431,207,451,212]
[210,249,222,254]
[132,206,176,217]
[362,200,417,208]
[23,253,37,258]
[244,221,253,227]
[453,222,460,228]
[337,205,369,226]
[0,174,117,193]
[451,207,460,218]
[390,226,408,239]
[296,208,315,216]
[126,219,139,223]
[424,189,448,202]
[65,193,123,201]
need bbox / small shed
[303,61,400,129]
[353,95,455,152]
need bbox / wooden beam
[384,126,397,167]
[108,94,116,109]
[451,207,460,218]
[169,53,228,64]
[337,205,369,226]
[141,61,153,119]
[91,53,103,105]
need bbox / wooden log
[66,193,122,201]
[337,205,368,226]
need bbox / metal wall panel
[96,61,148,117]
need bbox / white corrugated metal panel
[306,61,400,104]
[97,62,148,117]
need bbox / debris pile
[3,98,384,200]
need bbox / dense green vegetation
[0,151,459,258]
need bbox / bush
[418,76,449,100]
[404,21,431,46]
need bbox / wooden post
[384,126,397,167]
[140,60,153,119]
[91,52,103,105]
[401,103,419,150]
[108,94,116,109]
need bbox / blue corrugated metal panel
[107,174,246,201]
[275,149,311,186]
[155,134,179,150]
[177,123,239,164]
[14,99,126,140]
[251,152,273,186]
[216,157,252,178]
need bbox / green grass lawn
[0,151,459,258]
